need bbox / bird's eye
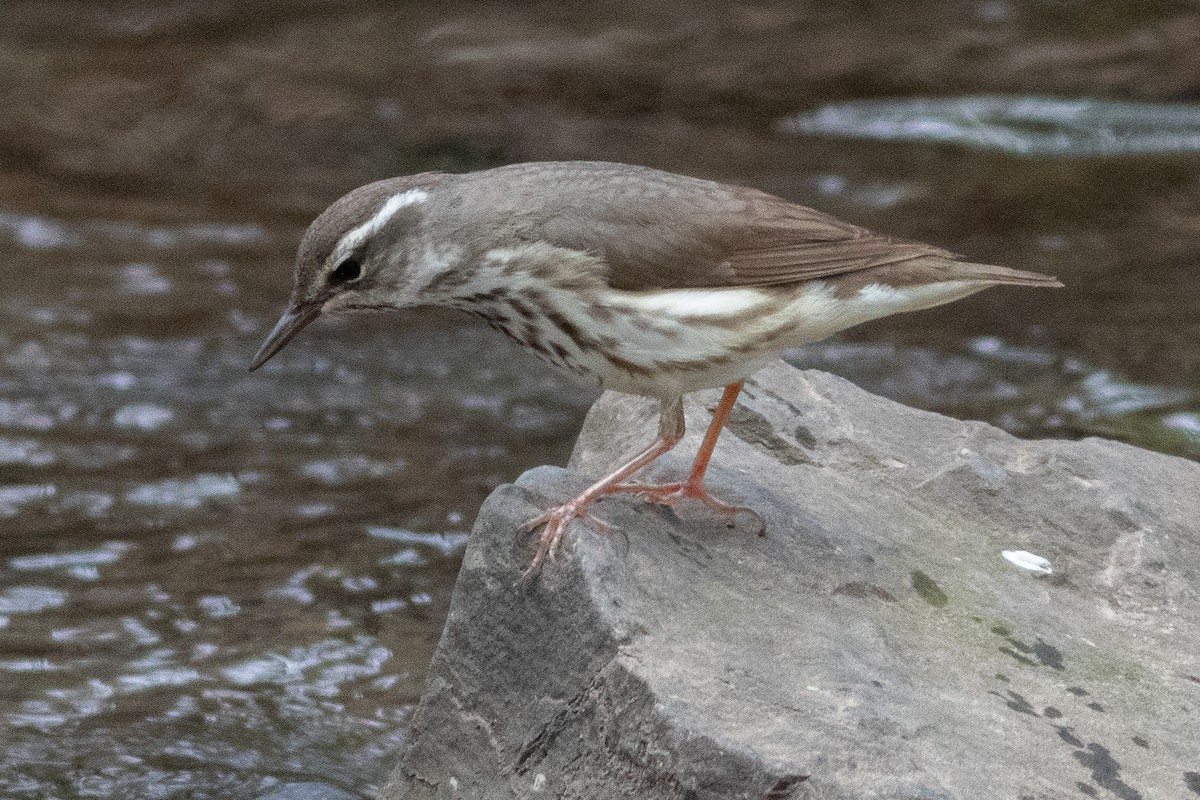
[329,257,363,285]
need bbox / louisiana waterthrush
[250,161,1062,575]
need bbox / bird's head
[249,173,449,371]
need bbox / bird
[249,160,1062,577]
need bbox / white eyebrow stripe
[334,188,429,260]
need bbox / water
[5,199,1198,800]
[0,210,595,797]
[3,2,1200,798]
[788,339,1199,460]
[780,97,1200,157]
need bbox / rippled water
[3,192,1197,799]
[780,97,1200,156]
[0,208,594,798]
[4,3,1200,797]
[789,337,1200,460]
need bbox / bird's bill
[248,302,322,371]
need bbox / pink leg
[611,381,764,528]
[523,397,685,578]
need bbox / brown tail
[953,261,1064,288]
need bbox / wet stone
[383,362,1200,799]
[4,3,1200,798]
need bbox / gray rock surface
[380,361,1200,800]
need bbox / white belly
[574,279,987,397]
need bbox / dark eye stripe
[329,257,362,284]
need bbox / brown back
[440,161,956,291]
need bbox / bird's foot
[520,497,611,581]
[610,480,766,534]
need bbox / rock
[380,361,1200,800]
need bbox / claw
[521,497,610,581]
[520,481,764,581]
[520,509,553,534]
[611,479,765,534]
[517,384,765,579]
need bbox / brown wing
[496,163,957,291]
[667,187,958,289]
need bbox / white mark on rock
[532,773,547,791]
[1002,550,1053,574]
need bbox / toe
[521,508,554,533]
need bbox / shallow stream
[2,3,1199,797]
